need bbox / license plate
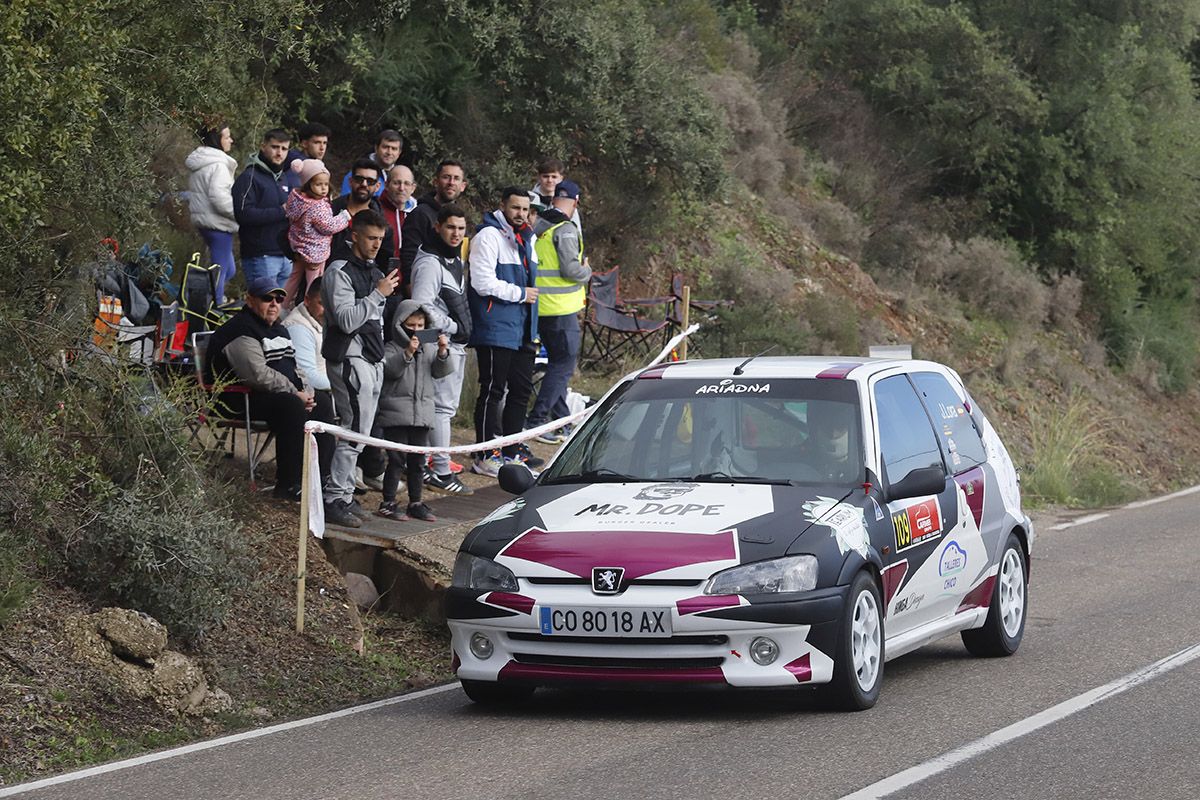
[538,606,673,637]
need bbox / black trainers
[347,498,370,519]
[377,500,408,520]
[272,484,302,502]
[324,500,362,528]
[425,471,474,496]
[407,502,437,522]
[513,443,545,468]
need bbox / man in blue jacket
[233,128,292,291]
[468,187,539,477]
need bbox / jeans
[430,346,467,475]
[242,255,292,292]
[198,228,236,303]
[527,313,580,427]
[474,343,535,458]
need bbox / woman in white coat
[185,124,239,304]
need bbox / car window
[873,375,944,486]
[542,379,863,485]
[910,371,987,472]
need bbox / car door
[871,374,960,634]
[909,370,999,603]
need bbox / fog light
[469,632,494,660]
[749,636,779,666]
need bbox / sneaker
[272,484,302,502]
[449,459,465,474]
[512,443,546,469]
[324,500,362,528]
[472,450,504,477]
[363,473,385,492]
[534,429,564,445]
[425,471,474,496]
[377,500,408,521]
[347,498,370,519]
[407,502,437,522]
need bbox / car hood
[463,481,865,581]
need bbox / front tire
[460,679,535,705]
[826,571,884,711]
[961,532,1027,657]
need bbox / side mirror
[498,463,537,495]
[885,465,946,503]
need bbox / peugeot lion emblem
[592,567,625,595]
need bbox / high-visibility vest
[534,221,585,316]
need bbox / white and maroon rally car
[447,357,1032,709]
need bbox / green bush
[0,302,256,641]
[1024,391,1132,507]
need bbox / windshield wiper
[543,467,638,485]
[690,472,792,485]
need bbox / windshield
[542,378,864,485]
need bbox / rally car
[447,356,1032,710]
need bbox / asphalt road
[10,490,1200,800]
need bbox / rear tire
[961,532,1027,657]
[460,679,535,705]
[826,571,884,711]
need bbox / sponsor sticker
[893,593,924,614]
[892,497,943,552]
[939,540,967,576]
[695,379,771,395]
[803,496,869,558]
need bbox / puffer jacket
[285,190,350,264]
[185,146,238,232]
[376,298,452,428]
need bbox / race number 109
[538,606,672,637]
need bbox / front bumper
[447,583,847,688]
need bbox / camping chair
[190,331,275,491]
[579,266,674,370]
[666,273,735,359]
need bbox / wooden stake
[680,285,691,361]
[296,429,312,633]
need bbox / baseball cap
[553,179,581,200]
[527,190,547,212]
[247,275,287,297]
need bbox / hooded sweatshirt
[185,146,238,232]
[410,236,472,346]
[376,299,452,429]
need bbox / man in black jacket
[328,159,395,266]
[398,160,468,293]
[233,128,292,291]
[205,275,319,501]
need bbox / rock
[64,609,232,716]
[344,572,380,611]
[247,705,273,720]
[94,607,167,662]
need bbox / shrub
[0,299,256,642]
[918,235,1050,327]
[1024,391,1132,507]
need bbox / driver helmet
[810,401,852,461]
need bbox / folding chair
[190,331,275,491]
[666,273,735,359]
[579,266,674,370]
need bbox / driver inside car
[805,401,859,482]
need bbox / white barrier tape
[305,322,700,538]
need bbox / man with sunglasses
[329,159,395,266]
[205,276,324,501]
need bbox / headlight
[452,552,519,592]
[703,555,819,595]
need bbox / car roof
[637,356,950,383]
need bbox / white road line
[0,683,460,798]
[839,642,1200,800]
[1123,483,1200,510]
[1048,512,1110,530]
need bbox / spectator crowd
[188,122,590,528]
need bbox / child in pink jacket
[283,159,351,305]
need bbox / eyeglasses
[259,294,286,304]
[350,175,379,185]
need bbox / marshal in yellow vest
[534,221,585,316]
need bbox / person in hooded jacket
[186,123,239,304]
[399,160,469,292]
[375,299,452,522]
[410,205,473,495]
[233,128,292,291]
